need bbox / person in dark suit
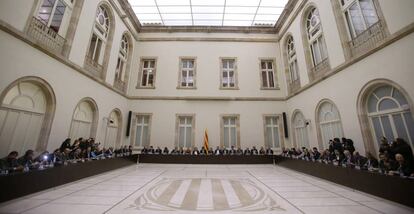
[18,150,35,167]
[192,147,200,155]
[259,147,265,155]
[59,138,71,152]
[0,151,23,172]
[214,146,222,155]
[155,147,162,155]
[244,148,252,155]
[265,147,274,155]
[312,147,321,160]
[391,138,413,164]
[378,153,397,174]
[236,147,243,155]
[251,146,258,155]
[223,147,229,155]
[392,153,414,177]
[229,146,236,155]
[163,147,169,155]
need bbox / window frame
[137,57,157,89]
[177,57,197,89]
[175,114,196,148]
[220,114,241,149]
[130,113,152,149]
[259,58,279,90]
[35,0,73,35]
[219,57,239,90]
[263,114,284,150]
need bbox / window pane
[368,95,378,113]
[262,71,268,87]
[224,127,229,148]
[179,127,185,147]
[143,116,149,124]
[142,72,148,86]
[135,125,142,146]
[50,0,66,32]
[266,127,272,148]
[143,126,149,146]
[378,99,398,111]
[348,3,365,36]
[230,127,237,147]
[380,115,394,141]
[273,127,280,148]
[88,34,97,58]
[392,88,408,106]
[261,62,266,69]
[403,112,414,145]
[360,0,379,27]
[148,73,154,86]
[186,127,192,147]
[393,114,409,142]
[371,116,383,146]
[38,0,56,24]
[268,71,275,87]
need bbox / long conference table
[1,154,413,208]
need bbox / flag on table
[204,129,209,152]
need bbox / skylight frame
[128,0,288,27]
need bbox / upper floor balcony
[26,17,65,54]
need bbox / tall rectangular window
[260,60,276,88]
[264,116,281,149]
[221,59,237,89]
[37,0,68,33]
[177,115,194,148]
[341,0,379,38]
[179,59,196,88]
[222,116,239,148]
[135,115,150,147]
[140,59,156,88]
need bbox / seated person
[170,147,179,155]
[82,146,93,159]
[312,147,321,160]
[0,151,23,172]
[378,153,397,174]
[208,147,214,155]
[341,150,353,166]
[179,147,184,155]
[251,146,258,155]
[265,147,274,155]
[351,151,367,168]
[184,147,192,155]
[222,147,229,155]
[192,147,200,155]
[163,147,169,155]
[236,147,243,155]
[148,146,155,154]
[259,147,266,155]
[214,146,222,155]
[200,147,207,155]
[155,147,162,155]
[391,153,414,177]
[229,146,236,155]
[128,145,133,155]
[60,138,72,152]
[141,146,148,154]
[18,150,35,168]
[363,152,378,169]
[244,148,252,155]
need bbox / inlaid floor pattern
[0,164,413,214]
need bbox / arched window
[340,0,379,38]
[292,111,309,148]
[114,33,132,92]
[305,7,328,68]
[317,101,344,148]
[86,4,112,70]
[69,98,98,140]
[104,109,122,149]
[367,85,414,150]
[0,79,55,157]
[286,36,299,83]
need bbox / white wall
[0,30,130,152]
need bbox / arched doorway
[292,110,310,148]
[316,100,344,149]
[0,77,55,157]
[358,79,414,155]
[104,109,122,149]
[69,98,98,140]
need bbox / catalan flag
[203,129,209,152]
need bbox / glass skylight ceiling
[128,0,288,27]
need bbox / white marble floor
[0,164,413,214]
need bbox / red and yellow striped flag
[203,129,209,152]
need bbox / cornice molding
[138,26,277,34]
[128,96,286,101]
[137,37,278,43]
